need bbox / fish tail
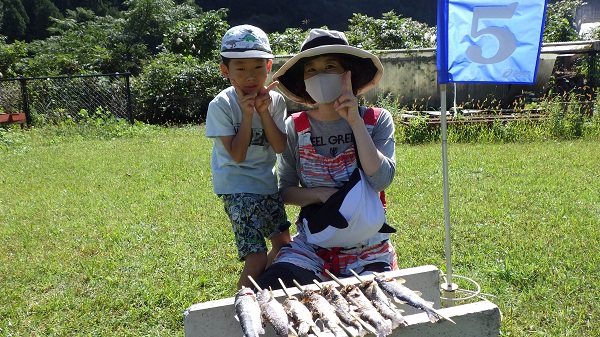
[427,307,456,324]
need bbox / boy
[205,25,291,289]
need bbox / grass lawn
[1,125,599,336]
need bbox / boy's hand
[254,81,279,116]
[230,78,257,116]
[334,71,360,124]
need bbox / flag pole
[440,84,458,306]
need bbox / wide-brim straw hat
[273,29,383,105]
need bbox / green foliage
[162,8,229,60]
[378,89,600,144]
[346,11,436,50]
[123,0,199,56]
[21,8,125,76]
[547,93,587,138]
[400,115,436,144]
[268,28,308,55]
[587,25,600,40]
[543,0,584,42]
[25,0,63,41]
[0,0,29,41]
[0,35,27,77]
[132,52,228,124]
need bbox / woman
[255,29,398,290]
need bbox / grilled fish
[340,284,392,337]
[299,287,349,337]
[319,283,366,335]
[282,294,321,337]
[256,288,294,336]
[234,287,265,337]
[357,279,408,329]
[373,273,455,324]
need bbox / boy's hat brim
[273,30,383,105]
[221,50,274,59]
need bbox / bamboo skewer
[247,275,262,291]
[323,269,346,287]
[313,279,378,336]
[293,279,357,337]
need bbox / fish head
[255,288,271,303]
[235,286,255,298]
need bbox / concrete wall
[270,47,557,112]
[183,265,501,337]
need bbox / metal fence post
[19,78,30,126]
[125,72,133,124]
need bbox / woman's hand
[334,71,360,124]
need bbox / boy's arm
[257,110,286,154]
[255,82,287,154]
[219,84,256,163]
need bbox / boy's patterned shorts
[220,193,289,260]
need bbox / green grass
[1,123,599,336]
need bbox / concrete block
[183,265,500,337]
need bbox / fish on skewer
[292,280,353,337]
[234,287,265,337]
[314,279,376,337]
[278,279,323,337]
[373,272,456,324]
[248,276,297,337]
[349,270,408,329]
[339,284,393,337]
[324,271,392,337]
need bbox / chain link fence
[0,73,133,125]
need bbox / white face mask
[304,73,343,104]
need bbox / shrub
[132,52,228,124]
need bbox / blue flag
[437,0,547,84]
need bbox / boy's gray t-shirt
[206,86,287,195]
[277,107,396,194]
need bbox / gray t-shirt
[277,107,396,194]
[205,86,287,195]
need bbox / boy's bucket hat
[220,25,273,59]
[273,29,383,104]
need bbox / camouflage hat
[220,25,273,59]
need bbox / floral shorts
[220,193,290,260]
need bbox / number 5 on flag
[437,0,547,84]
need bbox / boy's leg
[239,251,268,289]
[267,229,291,268]
[221,194,270,288]
[263,193,291,267]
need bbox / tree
[268,28,308,55]
[123,0,199,54]
[21,8,122,76]
[162,8,229,61]
[346,11,436,50]
[0,0,30,41]
[543,0,584,43]
[26,0,63,41]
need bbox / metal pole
[440,84,458,306]
[19,78,30,126]
[125,73,134,124]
